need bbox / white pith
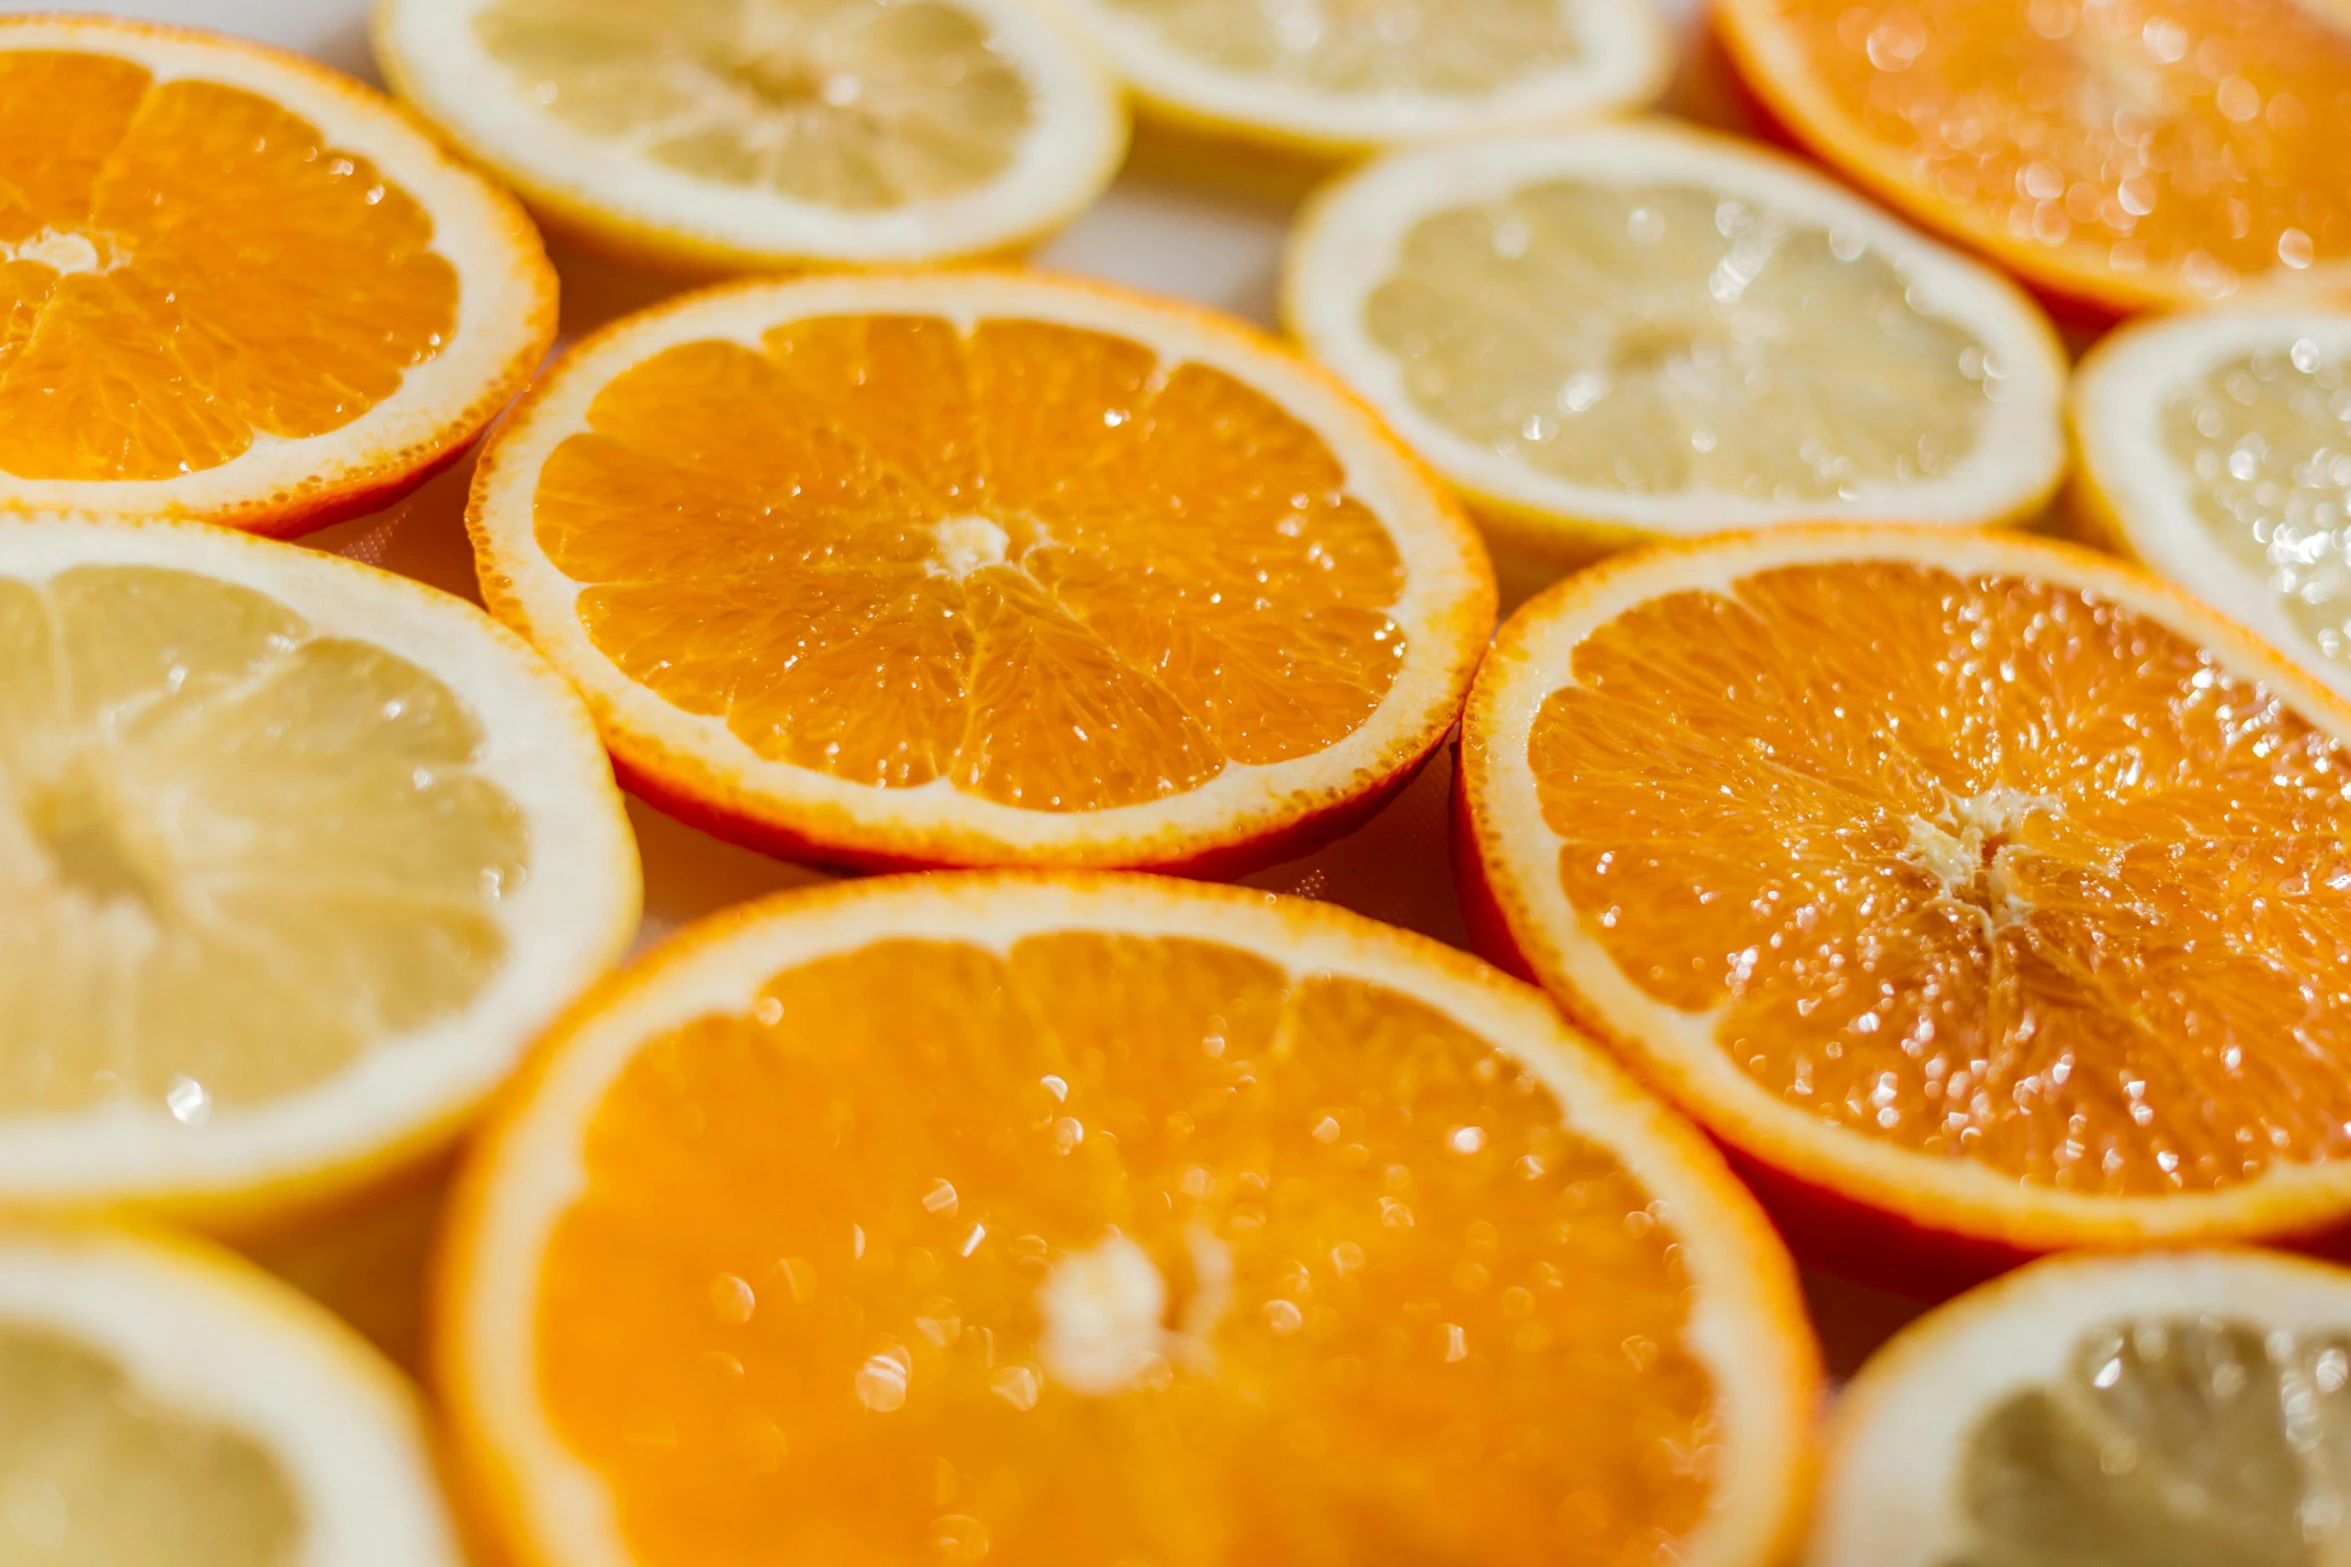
[1467,525,2351,1249]
[2076,309,2351,705]
[471,271,1492,867]
[1060,0,1672,151]
[1812,1249,2351,1567]
[0,18,549,525]
[1286,124,2069,543]
[374,0,1127,265]
[447,874,1814,1567]
[0,1226,466,1566]
[0,518,639,1213]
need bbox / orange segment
[1716,0,2351,312]
[536,314,1404,808]
[0,55,455,480]
[0,18,554,535]
[1461,527,2351,1271]
[470,273,1493,873]
[437,875,1819,1567]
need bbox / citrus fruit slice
[2073,309,2351,706]
[373,0,1127,276]
[0,1223,468,1566]
[1056,0,1672,165]
[436,872,1820,1567]
[0,16,556,536]
[468,270,1497,874]
[1813,1248,2351,1566]
[1715,0,2351,318]
[1458,524,2351,1290]
[1285,123,2067,568]
[0,516,639,1231]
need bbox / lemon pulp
[1096,0,1584,95]
[0,565,527,1117]
[2158,341,2351,667]
[473,0,1033,210]
[1365,179,2001,502]
[0,1321,303,1563]
[1952,1314,2351,1566]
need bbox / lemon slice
[0,1223,467,1566]
[1814,1249,2351,1566]
[0,517,639,1229]
[1058,0,1673,162]
[373,0,1128,274]
[1286,122,2068,567]
[2074,309,2351,704]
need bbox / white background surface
[9,0,1925,1371]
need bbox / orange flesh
[531,315,1410,811]
[537,932,1714,1566]
[0,47,457,481]
[1527,561,2351,1195]
[1739,0,2351,299]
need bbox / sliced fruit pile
[1716,0,2351,316]
[1055,0,1674,164]
[1460,526,2351,1286]
[468,270,1495,874]
[438,873,1820,1567]
[0,16,556,534]
[2074,309,2351,704]
[375,0,1129,273]
[0,1224,468,1565]
[1286,122,2067,565]
[0,517,638,1229]
[1814,1249,2351,1566]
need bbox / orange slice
[435,872,1821,1567]
[0,17,556,536]
[0,1222,470,1567]
[0,516,638,1232]
[1458,524,2351,1291]
[1715,0,2351,317]
[468,271,1496,874]
[1813,1249,2351,1565]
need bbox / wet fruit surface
[0,565,525,1116]
[1365,178,2000,502]
[539,929,1718,1566]
[1729,0,2351,303]
[532,313,1410,812]
[2159,338,2351,668]
[0,48,456,480]
[1526,558,2351,1195]
[1949,1313,2351,1566]
[473,0,1032,210]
